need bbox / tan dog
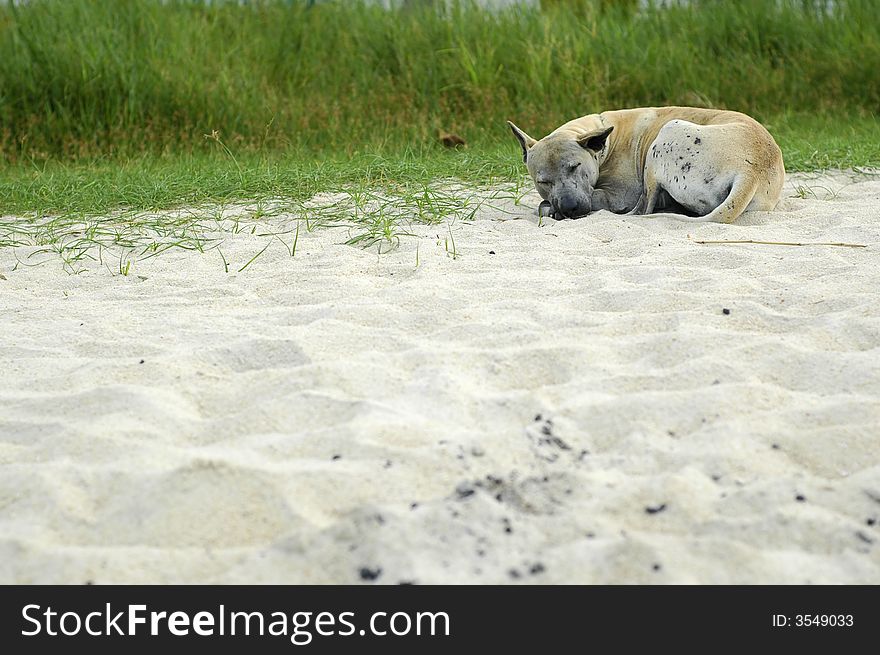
[508,106,784,223]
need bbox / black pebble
[722,308,731,315]
[489,250,496,255]
[866,518,876,526]
[795,494,806,502]
[331,454,341,461]
[645,503,667,515]
[139,359,145,364]
[529,563,546,575]
[359,567,382,581]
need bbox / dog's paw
[537,201,554,219]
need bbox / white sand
[1,170,879,584]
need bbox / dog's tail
[642,173,760,224]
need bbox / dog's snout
[554,196,579,216]
[553,194,590,219]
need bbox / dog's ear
[576,126,614,152]
[507,121,537,163]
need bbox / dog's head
[507,120,613,219]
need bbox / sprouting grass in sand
[0,167,534,274]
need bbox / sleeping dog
[508,106,784,223]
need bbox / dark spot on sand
[866,518,876,526]
[796,494,806,502]
[455,484,475,500]
[645,503,667,514]
[856,531,875,544]
[331,454,341,461]
[502,518,513,534]
[652,563,662,572]
[384,460,392,468]
[410,502,418,510]
[398,580,415,585]
[529,563,546,575]
[722,308,731,315]
[711,475,721,482]
[694,137,702,145]
[489,250,495,255]
[84,580,94,585]
[772,443,780,450]
[508,569,521,579]
[359,567,382,581]
[534,413,542,421]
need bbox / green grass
[1,0,878,159]
[1,113,877,218]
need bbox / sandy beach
[1,170,878,584]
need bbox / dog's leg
[626,191,648,216]
[677,173,760,223]
[642,165,661,214]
